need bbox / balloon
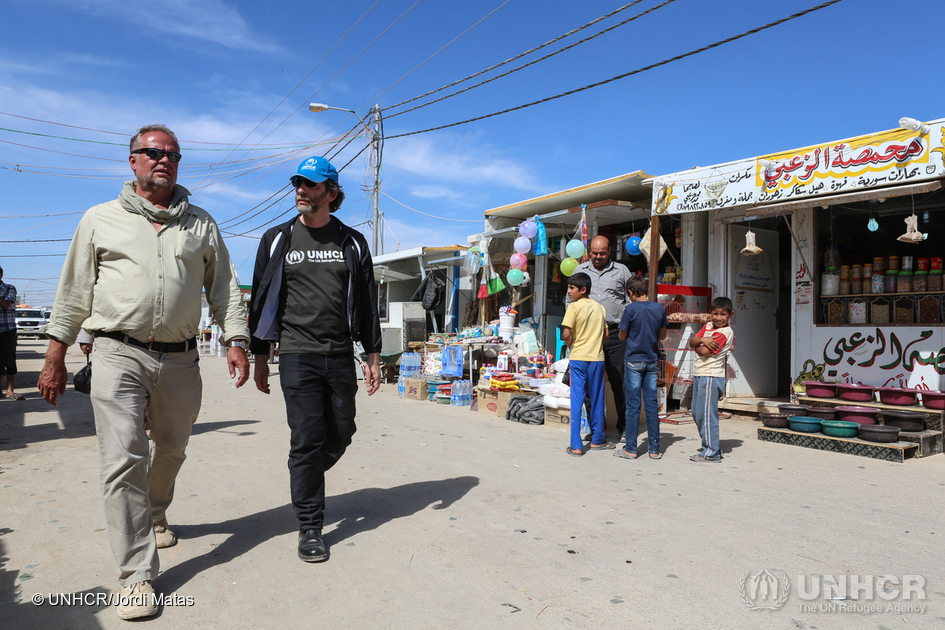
[560,257,579,276]
[506,268,525,286]
[510,253,527,270]
[519,220,538,239]
[513,236,532,254]
[566,239,585,259]
[626,236,642,256]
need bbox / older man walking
[566,235,631,438]
[39,124,250,620]
[249,155,381,563]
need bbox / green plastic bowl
[821,419,859,438]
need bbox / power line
[3,253,66,257]
[387,1,648,111]
[387,0,675,120]
[381,191,483,222]
[0,238,71,243]
[387,0,844,140]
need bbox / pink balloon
[510,253,528,270]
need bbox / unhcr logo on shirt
[285,249,344,265]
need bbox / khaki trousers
[90,336,202,585]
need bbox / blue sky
[2,0,943,305]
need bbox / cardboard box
[495,388,539,419]
[478,388,499,415]
[544,405,571,427]
[404,378,426,401]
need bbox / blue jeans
[624,360,660,454]
[692,376,725,460]
[569,360,606,450]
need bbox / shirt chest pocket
[176,231,205,267]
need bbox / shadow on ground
[156,476,480,594]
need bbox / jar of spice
[840,279,851,295]
[871,272,886,293]
[901,256,914,271]
[822,268,840,296]
[851,279,863,294]
[898,270,913,293]
[851,264,863,280]
[918,258,930,271]
[930,270,943,292]
[825,246,841,268]
[864,263,873,277]
[885,270,899,293]
[932,257,943,271]
[888,255,900,271]
[839,265,850,280]
[873,257,885,272]
[913,270,928,292]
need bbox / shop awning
[743,179,944,217]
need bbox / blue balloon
[626,236,642,256]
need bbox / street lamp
[309,102,384,255]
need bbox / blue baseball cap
[292,155,338,186]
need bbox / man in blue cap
[249,156,382,562]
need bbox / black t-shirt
[279,216,351,355]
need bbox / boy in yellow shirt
[562,272,613,456]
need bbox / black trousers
[583,327,627,433]
[279,352,359,530]
[0,329,16,376]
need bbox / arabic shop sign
[652,120,945,215]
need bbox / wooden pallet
[757,427,918,463]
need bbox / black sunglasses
[131,148,182,163]
[290,175,319,188]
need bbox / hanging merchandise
[740,230,763,256]
[532,215,548,256]
[513,236,532,254]
[510,253,528,270]
[577,205,589,263]
[482,243,506,295]
[463,245,483,274]
[639,227,668,262]
[898,214,927,243]
[566,239,585,259]
[519,219,538,239]
[560,257,579,276]
[626,235,642,256]
[507,268,525,286]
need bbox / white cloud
[51,0,282,54]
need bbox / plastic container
[885,270,898,293]
[888,255,900,271]
[881,409,927,431]
[821,268,840,296]
[837,383,875,402]
[918,257,929,271]
[876,387,919,406]
[839,279,851,295]
[913,271,928,292]
[821,420,860,438]
[871,272,886,294]
[897,270,913,293]
[839,265,850,279]
[863,264,873,277]
[901,256,913,271]
[921,390,945,410]
[858,424,900,443]
[932,257,943,271]
[873,257,885,272]
[825,247,841,268]
[759,413,790,428]
[851,280,863,294]
[835,405,881,425]
[788,416,823,433]
[807,407,839,421]
[929,271,943,292]
[851,264,863,280]
[778,403,811,416]
[803,381,837,398]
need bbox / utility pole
[370,104,383,256]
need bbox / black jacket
[248,215,382,356]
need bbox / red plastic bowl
[803,381,838,399]
[921,390,945,410]
[837,383,875,402]
[835,405,880,425]
[875,387,919,406]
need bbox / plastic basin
[788,416,823,433]
[778,404,811,416]
[807,407,838,421]
[803,381,837,398]
[858,424,901,443]
[837,383,875,402]
[835,406,880,425]
[759,413,790,428]
[921,390,945,410]
[882,409,927,432]
[875,387,919,406]
[821,420,860,438]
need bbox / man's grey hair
[130,124,179,152]
[325,179,346,213]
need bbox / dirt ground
[2,337,943,629]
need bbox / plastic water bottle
[450,382,458,406]
[398,375,404,398]
[462,380,470,406]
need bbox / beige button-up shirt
[46,196,249,347]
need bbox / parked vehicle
[15,308,48,338]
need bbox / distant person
[0,266,21,400]
[561,272,612,456]
[566,236,630,439]
[38,124,251,620]
[249,155,382,563]
[615,275,668,460]
[688,297,736,463]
